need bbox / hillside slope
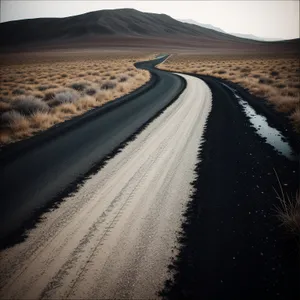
[179,19,226,34]
[1,8,299,52]
[0,9,255,46]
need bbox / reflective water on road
[221,82,296,161]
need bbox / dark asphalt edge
[0,71,187,250]
[156,71,299,300]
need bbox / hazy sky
[1,1,299,39]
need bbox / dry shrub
[275,83,286,89]
[101,81,116,90]
[270,96,299,113]
[44,91,56,101]
[30,112,59,129]
[252,73,261,78]
[135,73,147,81]
[69,82,89,91]
[13,96,49,115]
[75,96,97,111]
[290,106,300,132]
[12,88,26,95]
[55,103,77,115]
[117,82,131,94]
[50,90,80,106]
[270,71,279,76]
[37,84,57,91]
[258,77,274,85]
[119,74,129,82]
[240,67,251,73]
[85,87,97,96]
[31,91,44,99]
[281,87,299,97]
[274,170,300,238]
[95,89,114,102]
[251,84,276,98]
[0,110,29,130]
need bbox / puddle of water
[221,82,296,161]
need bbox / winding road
[0,60,212,298]
[0,55,299,300]
[0,55,183,241]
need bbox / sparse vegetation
[274,170,300,239]
[0,52,151,144]
[101,81,117,90]
[49,90,80,106]
[159,54,300,132]
[13,96,50,115]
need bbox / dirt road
[0,74,212,299]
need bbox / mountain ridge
[179,18,285,41]
[0,8,257,46]
[179,19,226,34]
[0,8,299,52]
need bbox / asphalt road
[0,74,212,299]
[0,55,185,243]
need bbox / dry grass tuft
[274,170,300,238]
[101,81,117,90]
[0,110,30,131]
[69,82,89,91]
[290,106,300,132]
[119,74,129,82]
[30,112,60,130]
[49,90,80,107]
[53,103,77,115]
[75,96,97,111]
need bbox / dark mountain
[0,9,255,46]
[0,8,299,52]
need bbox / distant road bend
[0,59,212,298]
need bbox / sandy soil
[0,74,212,299]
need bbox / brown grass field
[159,54,300,132]
[0,51,153,144]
